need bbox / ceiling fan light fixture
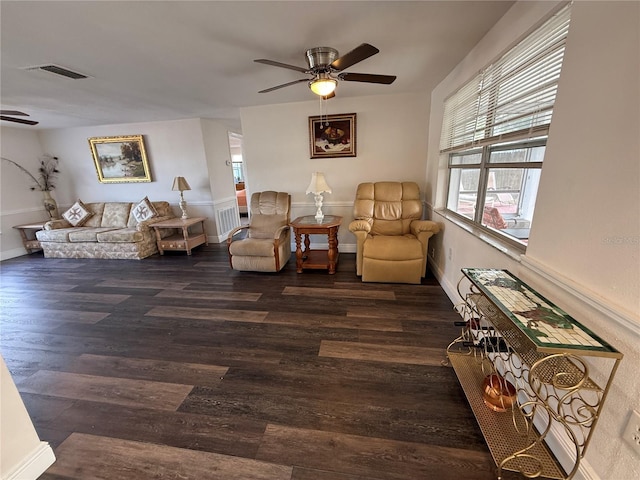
[309,76,337,96]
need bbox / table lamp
[306,172,332,223]
[172,176,191,219]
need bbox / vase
[42,190,60,219]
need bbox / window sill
[433,208,526,262]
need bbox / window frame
[439,3,571,252]
[445,138,546,251]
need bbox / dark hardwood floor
[1,244,503,480]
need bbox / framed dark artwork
[309,113,357,159]
[88,134,152,183]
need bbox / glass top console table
[447,268,622,480]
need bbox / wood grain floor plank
[0,295,60,309]
[0,245,492,480]
[256,424,495,480]
[26,395,267,459]
[96,279,189,290]
[36,291,130,304]
[346,305,455,321]
[155,289,262,302]
[146,305,268,323]
[264,311,403,332]
[69,353,229,386]
[283,286,396,300]
[180,366,486,449]
[0,307,109,324]
[18,370,193,410]
[0,283,78,292]
[319,340,447,366]
[292,467,373,480]
[1,347,78,382]
[43,432,293,480]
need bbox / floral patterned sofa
[36,199,176,259]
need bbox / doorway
[228,132,248,225]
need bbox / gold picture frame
[88,135,152,183]
[309,113,357,158]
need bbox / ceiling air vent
[23,64,90,80]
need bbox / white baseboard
[531,416,600,480]
[3,442,55,480]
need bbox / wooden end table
[290,215,342,274]
[152,217,208,255]
[13,222,46,254]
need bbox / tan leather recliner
[349,182,440,284]
[227,191,291,272]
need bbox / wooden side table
[152,217,208,255]
[13,222,46,254]
[290,215,342,274]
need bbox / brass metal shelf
[448,351,566,479]
[450,269,623,480]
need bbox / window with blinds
[441,4,572,250]
[440,4,572,153]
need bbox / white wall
[0,355,55,480]
[240,91,430,249]
[426,1,640,479]
[0,128,49,258]
[36,118,213,215]
[0,117,242,258]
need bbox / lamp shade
[306,172,332,195]
[172,176,191,191]
[309,77,337,96]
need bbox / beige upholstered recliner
[227,191,291,272]
[349,182,440,284]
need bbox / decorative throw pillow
[132,196,158,223]
[62,200,93,227]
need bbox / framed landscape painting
[309,113,357,158]
[88,134,152,183]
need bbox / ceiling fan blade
[0,115,39,125]
[258,78,309,93]
[0,110,29,116]
[330,43,379,71]
[254,59,308,74]
[338,72,396,85]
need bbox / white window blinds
[440,4,572,153]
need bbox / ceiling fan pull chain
[318,95,325,127]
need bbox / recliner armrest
[410,220,440,236]
[273,224,290,241]
[348,219,372,234]
[227,225,250,244]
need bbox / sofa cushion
[36,228,82,243]
[82,203,106,228]
[62,200,93,227]
[101,203,133,228]
[228,238,275,257]
[96,228,144,243]
[68,227,120,243]
[131,197,158,223]
[363,234,424,261]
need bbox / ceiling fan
[255,43,396,98]
[0,110,39,126]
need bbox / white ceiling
[0,1,514,131]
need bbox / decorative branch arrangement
[1,154,60,191]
